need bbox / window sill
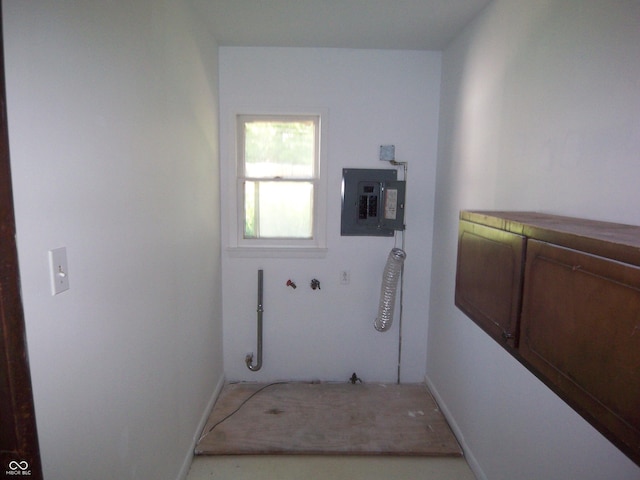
[226,246,328,259]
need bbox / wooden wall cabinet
[455,221,525,349]
[455,211,640,466]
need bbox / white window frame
[229,110,328,257]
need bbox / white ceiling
[190,0,492,51]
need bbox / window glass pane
[244,120,315,178]
[244,181,257,238]
[244,181,313,239]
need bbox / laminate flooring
[186,455,477,480]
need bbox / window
[235,114,326,252]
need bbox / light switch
[49,247,70,295]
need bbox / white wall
[428,0,640,479]
[219,47,441,383]
[3,2,223,479]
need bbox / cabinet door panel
[455,221,525,348]
[520,240,640,459]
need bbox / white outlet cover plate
[49,247,70,295]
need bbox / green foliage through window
[239,115,319,240]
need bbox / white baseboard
[176,374,226,480]
[425,374,487,480]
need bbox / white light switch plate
[49,247,70,295]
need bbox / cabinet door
[455,221,526,348]
[520,240,640,462]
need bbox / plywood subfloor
[195,382,462,456]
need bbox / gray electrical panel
[341,168,406,236]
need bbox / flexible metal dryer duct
[374,248,406,332]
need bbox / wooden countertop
[460,211,640,267]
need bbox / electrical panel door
[341,168,406,236]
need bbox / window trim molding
[226,107,328,257]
